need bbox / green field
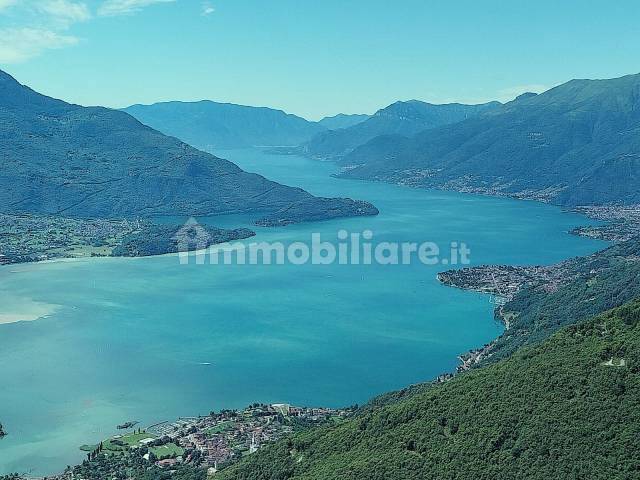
[81,431,156,455]
[119,432,155,446]
[150,443,185,460]
[205,421,234,436]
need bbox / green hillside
[220,299,640,480]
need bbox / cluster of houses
[145,403,354,472]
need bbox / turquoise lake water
[0,149,606,475]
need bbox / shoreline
[333,168,639,241]
[4,403,356,479]
[0,190,610,329]
[0,296,60,326]
[437,234,626,372]
[437,262,568,372]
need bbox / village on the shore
[72,403,354,478]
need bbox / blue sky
[0,0,639,119]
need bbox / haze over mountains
[339,74,640,206]
[120,74,640,210]
[123,99,501,160]
[317,113,370,130]
[3,68,637,224]
[124,102,371,150]
[0,70,377,224]
[89,72,640,212]
[124,101,327,150]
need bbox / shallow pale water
[0,149,605,475]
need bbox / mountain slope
[124,101,325,150]
[303,100,501,160]
[340,74,640,206]
[220,298,640,480]
[0,70,376,223]
[318,113,370,130]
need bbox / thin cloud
[0,27,79,63]
[37,1,92,27]
[0,0,173,63]
[98,0,176,17]
[201,2,214,16]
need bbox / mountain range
[339,74,640,206]
[124,102,374,151]
[123,101,328,150]
[0,70,377,224]
[301,100,502,160]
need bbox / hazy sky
[1,0,639,120]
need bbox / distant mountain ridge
[339,73,640,206]
[0,70,377,224]
[302,100,502,160]
[124,100,326,150]
[318,113,370,130]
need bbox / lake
[0,149,605,475]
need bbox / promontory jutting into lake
[1,3,640,479]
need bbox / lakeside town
[437,262,574,303]
[137,403,354,471]
[0,404,355,480]
[570,204,640,242]
[436,205,640,324]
